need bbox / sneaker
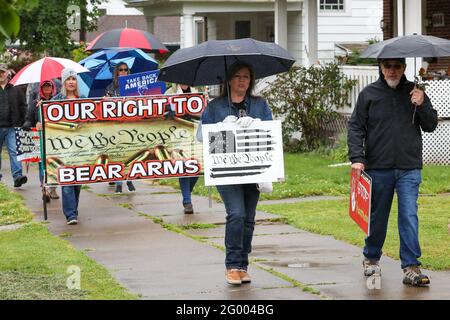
[225,269,242,285]
[13,175,28,188]
[183,203,194,214]
[127,181,136,192]
[363,258,381,276]
[108,182,115,186]
[67,218,78,225]
[403,265,430,286]
[239,269,251,283]
[115,184,122,194]
[49,188,59,199]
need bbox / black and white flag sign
[202,120,284,186]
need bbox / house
[382,0,450,76]
[125,0,383,66]
[73,0,180,50]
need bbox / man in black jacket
[348,58,438,287]
[0,63,28,187]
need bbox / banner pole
[39,104,48,221]
[208,186,212,209]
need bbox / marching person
[165,83,200,214]
[348,58,438,286]
[199,61,272,285]
[0,63,28,188]
[23,79,59,201]
[52,68,85,225]
[105,62,136,194]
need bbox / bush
[262,63,356,151]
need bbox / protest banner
[349,170,372,235]
[118,70,166,96]
[201,120,284,186]
[42,94,205,186]
[15,127,40,162]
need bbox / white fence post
[339,65,379,115]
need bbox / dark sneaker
[363,258,381,276]
[127,181,136,192]
[13,175,28,188]
[67,218,78,225]
[183,203,194,214]
[42,190,51,203]
[115,184,122,194]
[108,182,115,186]
[403,265,430,286]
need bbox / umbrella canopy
[10,57,89,86]
[158,38,295,86]
[361,34,450,59]
[85,28,169,53]
[78,48,158,98]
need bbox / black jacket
[348,75,438,170]
[0,83,27,127]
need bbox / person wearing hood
[52,68,85,225]
[23,80,59,201]
[347,58,438,287]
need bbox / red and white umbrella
[10,57,90,86]
[85,28,169,53]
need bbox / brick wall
[425,0,450,73]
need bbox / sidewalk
[3,163,450,300]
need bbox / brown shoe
[49,187,59,199]
[42,190,51,203]
[225,269,242,285]
[239,269,251,283]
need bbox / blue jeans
[179,176,199,204]
[0,128,23,180]
[217,183,260,270]
[364,169,422,269]
[62,185,81,221]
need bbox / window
[320,0,345,11]
[235,21,251,39]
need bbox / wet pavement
[2,162,450,300]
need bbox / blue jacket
[201,95,273,124]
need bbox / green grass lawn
[0,183,138,300]
[156,152,450,200]
[258,195,450,271]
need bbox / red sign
[349,170,372,235]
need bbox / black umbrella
[360,34,450,59]
[158,38,295,86]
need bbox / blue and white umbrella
[78,48,159,97]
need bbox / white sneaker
[67,219,78,225]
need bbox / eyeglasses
[118,68,129,72]
[383,64,403,70]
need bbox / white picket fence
[339,65,379,114]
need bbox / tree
[16,0,102,58]
[262,63,357,151]
[0,0,38,52]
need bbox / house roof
[72,15,180,45]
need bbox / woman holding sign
[200,61,273,285]
[52,68,86,225]
[105,62,136,194]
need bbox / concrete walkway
[3,163,450,300]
